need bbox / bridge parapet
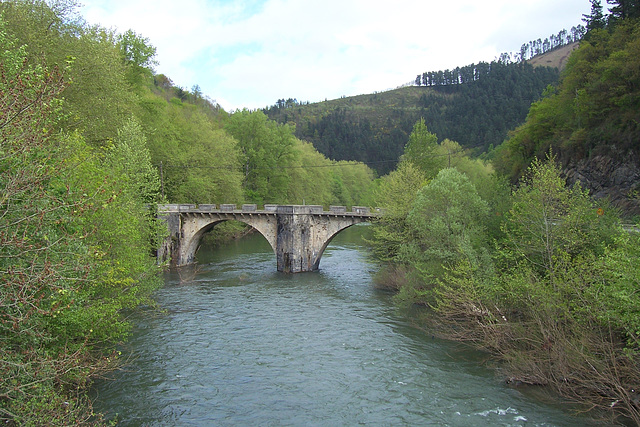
[157,204,378,217]
[198,204,216,211]
[353,206,370,215]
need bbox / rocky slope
[564,152,640,218]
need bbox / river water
[94,225,596,426]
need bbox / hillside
[527,42,580,70]
[265,61,559,175]
[495,22,640,217]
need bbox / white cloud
[79,0,590,110]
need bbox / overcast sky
[78,0,591,111]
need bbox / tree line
[265,60,559,176]
[494,2,640,198]
[414,26,585,88]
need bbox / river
[93,225,596,426]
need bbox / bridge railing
[157,204,379,216]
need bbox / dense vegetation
[0,0,375,424]
[3,0,640,424]
[373,126,640,424]
[495,15,640,184]
[0,13,162,424]
[370,5,640,423]
[265,56,560,176]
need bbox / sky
[78,0,592,111]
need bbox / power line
[154,149,466,171]
[155,159,400,171]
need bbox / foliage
[369,161,427,263]
[370,120,501,265]
[421,157,640,424]
[139,94,243,203]
[265,61,559,175]
[117,29,157,86]
[0,2,376,425]
[224,110,297,203]
[0,1,137,146]
[269,137,376,207]
[0,12,161,424]
[395,169,491,306]
[495,19,640,182]
[500,155,617,282]
[401,118,442,177]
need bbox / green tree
[1,1,136,146]
[500,155,617,286]
[429,156,640,424]
[607,0,640,22]
[117,29,158,86]
[110,118,161,204]
[370,161,427,262]
[402,118,443,177]
[285,139,335,205]
[225,110,296,203]
[396,168,491,305]
[495,19,640,188]
[0,18,161,424]
[142,100,243,203]
[583,0,607,31]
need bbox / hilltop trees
[584,0,607,31]
[607,0,640,21]
[266,60,559,173]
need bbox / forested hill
[495,18,640,216]
[264,60,560,175]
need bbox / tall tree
[117,29,158,86]
[402,118,443,177]
[583,0,607,31]
[607,0,640,21]
[398,168,491,298]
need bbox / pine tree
[584,0,607,31]
[607,0,640,21]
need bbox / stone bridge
[158,204,378,273]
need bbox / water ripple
[94,230,595,426]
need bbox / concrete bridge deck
[158,204,378,272]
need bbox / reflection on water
[93,226,595,426]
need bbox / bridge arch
[179,215,278,265]
[310,223,366,270]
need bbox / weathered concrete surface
[158,204,375,273]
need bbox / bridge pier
[158,204,374,273]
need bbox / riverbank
[368,158,640,425]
